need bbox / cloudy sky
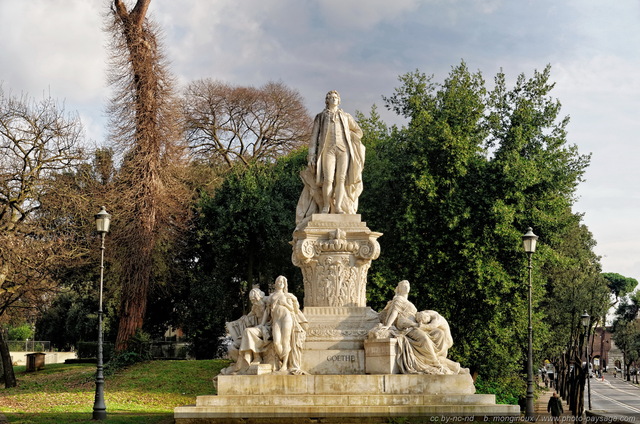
[1,0,639,286]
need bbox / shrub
[474,374,525,405]
[8,324,34,341]
[77,341,115,361]
[103,351,147,376]
[103,330,153,376]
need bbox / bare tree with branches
[184,80,311,168]
[0,85,86,387]
[107,0,190,351]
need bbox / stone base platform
[302,306,380,374]
[174,374,520,423]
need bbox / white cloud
[315,0,421,29]
[0,0,107,101]
[1,0,639,282]
[556,52,640,278]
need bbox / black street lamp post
[581,310,592,411]
[93,206,111,420]
[522,227,539,421]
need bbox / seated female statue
[378,280,466,375]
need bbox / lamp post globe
[93,206,111,420]
[95,206,111,234]
[522,227,538,421]
[522,227,538,253]
[581,311,590,329]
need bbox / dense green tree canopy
[177,152,306,358]
[612,291,640,380]
[357,63,598,381]
[603,272,638,301]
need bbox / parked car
[583,362,594,378]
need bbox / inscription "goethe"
[327,355,356,362]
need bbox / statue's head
[325,90,341,107]
[249,287,265,303]
[275,275,289,292]
[395,280,410,296]
[416,310,432,324]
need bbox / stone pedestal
[302,306,379,374]
[364,338,399,375]
[291,214,381,308]
[247,364,273,375]
[292,214,382,374]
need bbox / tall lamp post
[522,227,538,421]
[581,310,592,411]
[93,206,111,420]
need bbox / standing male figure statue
[299,91,365,219]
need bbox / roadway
[586,375,640,422]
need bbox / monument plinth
[292,214,381,308]
[292,213,381,374]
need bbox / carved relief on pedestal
[292,218,381,308]
[306,324,371,339]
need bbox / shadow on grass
[4,412,175,424]
[1,360,232,423]
[103,359,228,395]
[6,360,230,396]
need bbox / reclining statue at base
[368,280,469,375]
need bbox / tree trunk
[0,330,16,388]
[568,369,578,415]
[0,343,4,386]
[115,255,151,350]
[109,0,186,351]
[112,0,157,352]
[566,350,585,416]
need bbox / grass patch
[1,359,231,424]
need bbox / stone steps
[196,393,499,407]
[175,374,521,422]
[214,373,477,395]
[176,404,519,419]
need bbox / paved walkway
[535,387,573,421]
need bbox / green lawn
[0,360,230,424]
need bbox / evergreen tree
[359,62,598,383]
[178,152,306,358]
